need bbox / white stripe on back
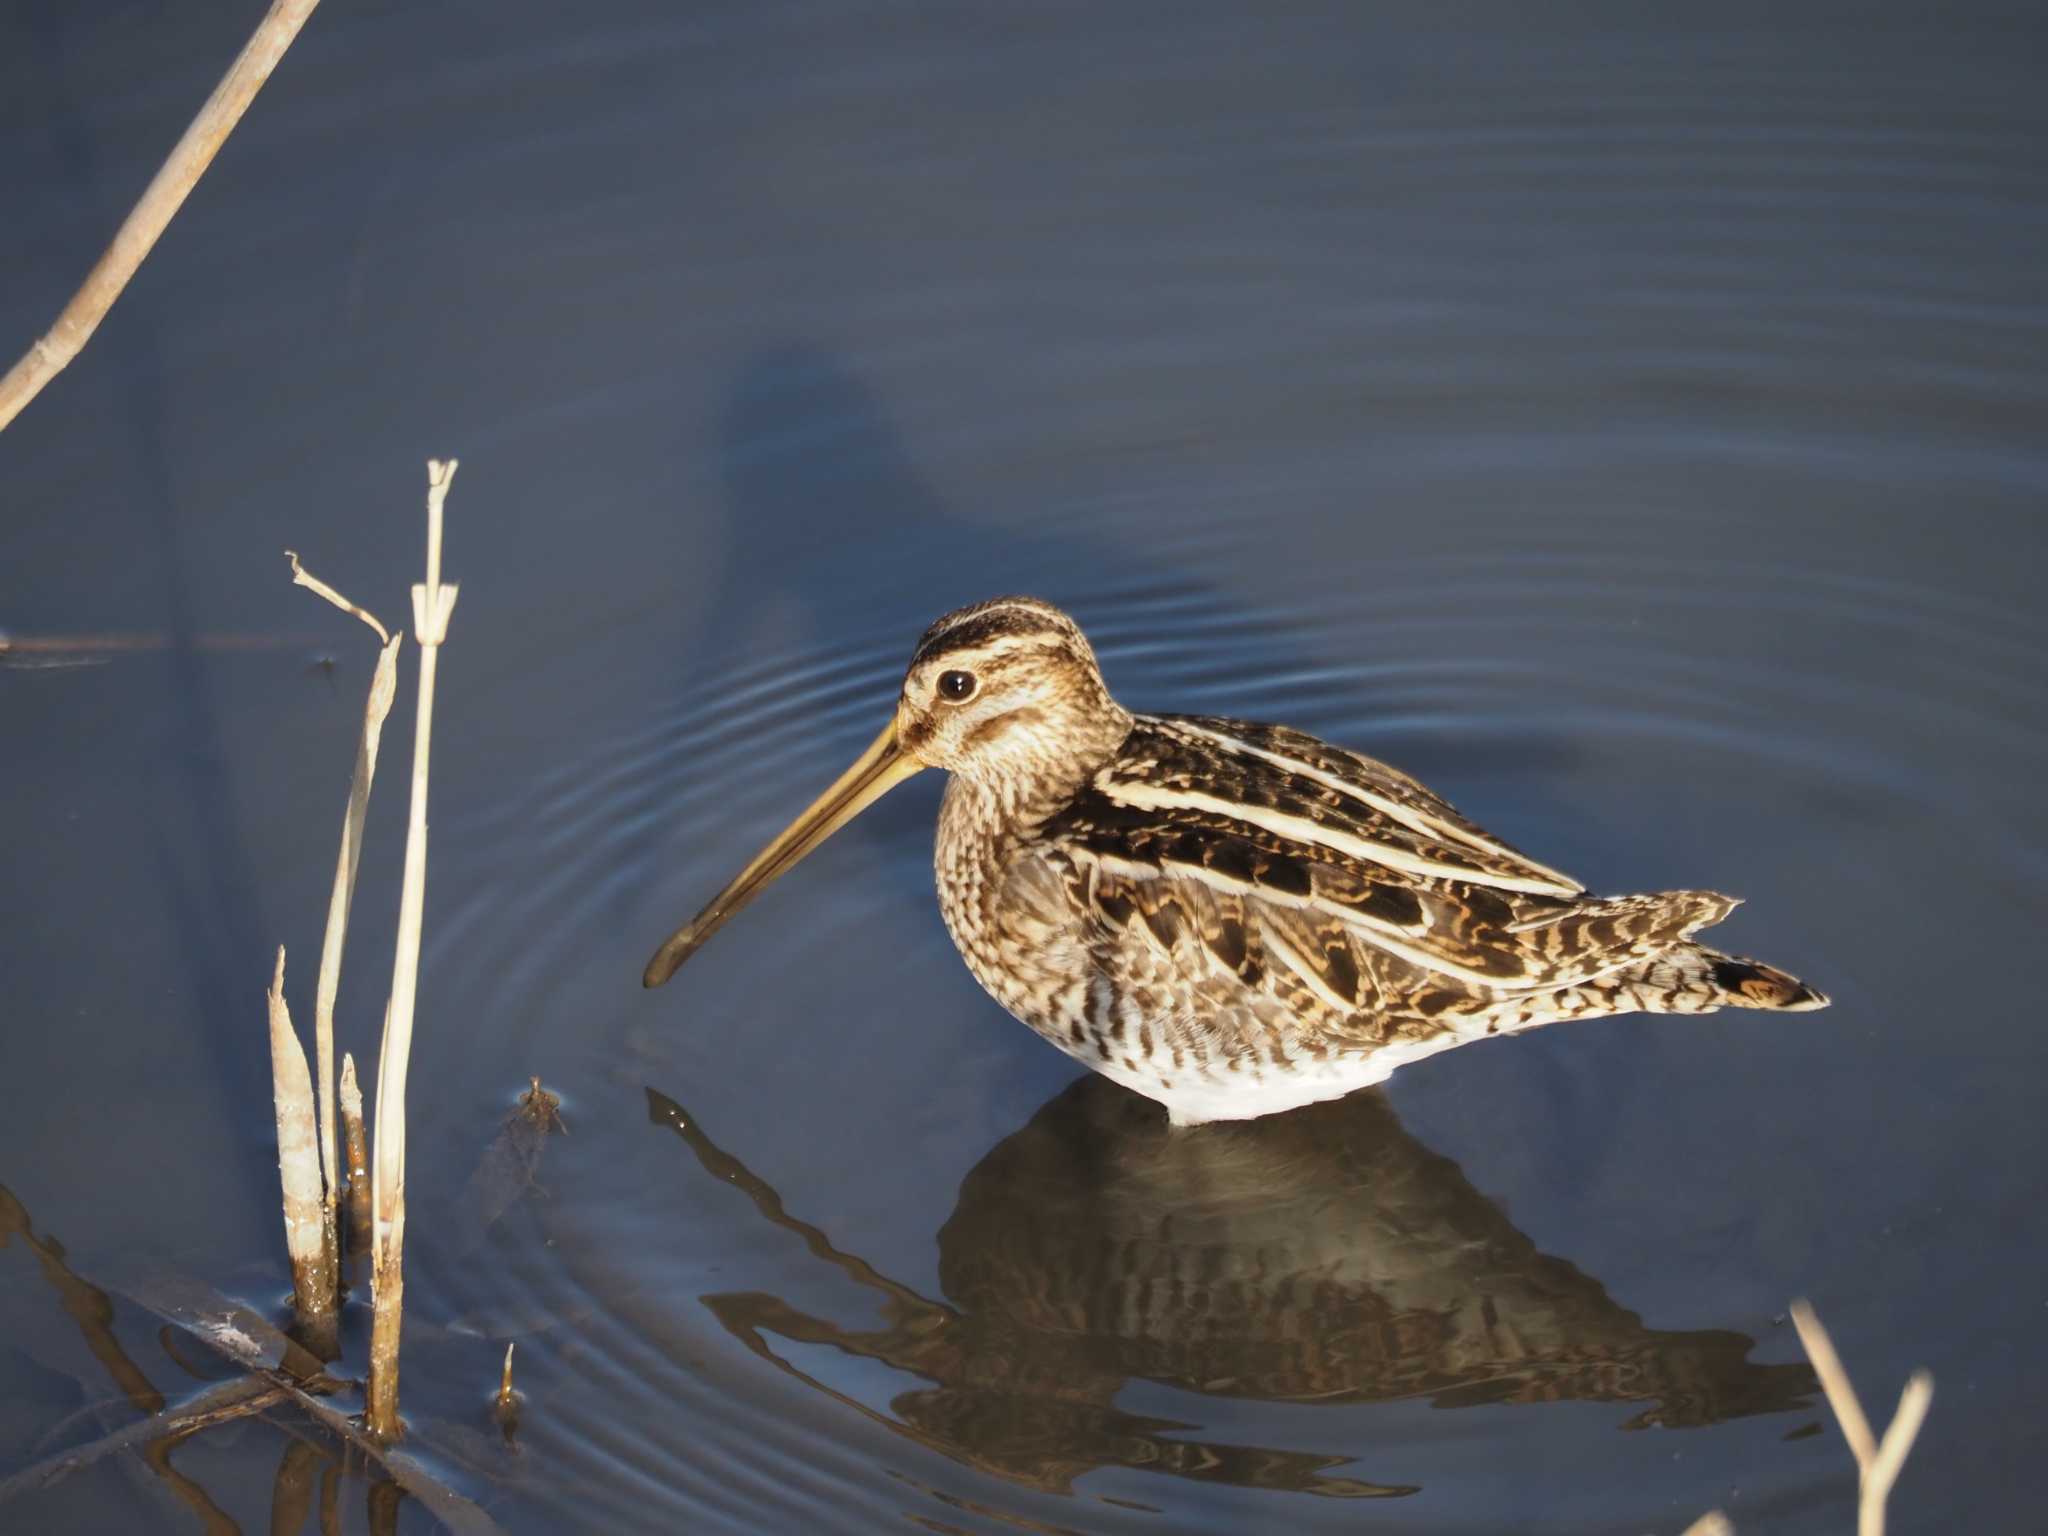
[1154,717,1582,895]
[1098,776,1581,898]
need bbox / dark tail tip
[1709,956,1830,1012]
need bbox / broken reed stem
[366,1244,405,1442]
[1787,1299,1933,1536]
[1791,1299,1878,1468]
[0,1376,288,1507]
[366,459,461,1442]
[0,0,325,433]
[1864,1374,1935,1533]
[1693,1302,1932,1536]
[287,552,391,645]
[287,550,401,1301]
[266,948,336,1358]
[339,1053,371,1258]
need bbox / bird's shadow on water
[645,1075,1817,1504]
[622,341,1154,930]
[624,341,1589,943]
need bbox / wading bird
[644,597,1825,1124]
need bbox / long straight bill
[642,718,924,987]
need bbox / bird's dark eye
[937,669,977,703]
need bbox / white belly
[1061,1025,1479,1127]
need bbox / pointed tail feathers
[1604,943,1829,1015]
[1536,941,1829,1020]
[1694,948,1830,1011]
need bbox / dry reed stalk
[1685,1301,1933,1536]
[365,1208,405,1441]
[286,551,401,1296]
[339,1053,371,1258]
[365,459,461,1441]
[1789,1299,1933,1536]
[0,0,325,432]
[40,1264,502,1533]
[266,948,336,1357]
[0,1377,287,1508]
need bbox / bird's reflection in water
[647,1077,1812,1500]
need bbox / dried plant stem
[365,1248,405,1442]
[1862,1378,1935,1533]
[1791,1299,1877,1465]
[339,1053,371,1258]
[266,948,336,1357]
[366,460,461,1442]
[0,0,325,433]
[1789,1300,1933,1536]
[0,1377,287,1507]
[1698,1302,1932,1536]
[287,550,401,1301]
[287,552,392,646]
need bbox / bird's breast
[934,780,1095,1041]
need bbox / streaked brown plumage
[645,595,1827,1124]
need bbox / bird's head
[643,596,1128,987]
[894,596,1127,782]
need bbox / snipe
[644,596,1826,1124]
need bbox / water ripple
[392,538,2046,1530]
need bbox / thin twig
[0,1377,287,1507]
[0,0,326,432]
[1790,1299,1878,1469]
[1787,1299,1932,1536]
[1682,1303,1932,1536]
[1862,1371,1934,1536]
[0,631,325,656]
[286,552,392,646]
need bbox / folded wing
[1029,717,1736,1032]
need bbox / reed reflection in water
[648,1076,1814,1501]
